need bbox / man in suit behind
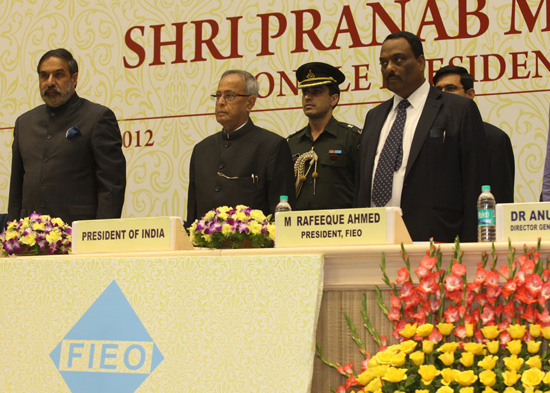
[8,48,126,224]
[354,31,490,242]
[433,65,515,204]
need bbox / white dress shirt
[371,79,430,207]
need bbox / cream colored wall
[0,1,548,219]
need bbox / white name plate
[274,207,412,248]
[496,202,550,242]
[72,216,193,254]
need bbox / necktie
[372,99,410,207]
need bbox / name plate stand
[275,207,412,248]
[496,202,550,242]
[72,216,193,254]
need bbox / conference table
[1,240,544,392]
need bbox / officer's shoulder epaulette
[337,121,362,135]
[286,126,307,140]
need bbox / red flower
[420,254,437,270]
[501,279,517,298]
[520,259,536,275]
[388,306,401,321]
[395,267,409,284]
[454,325,467,339]
[445,274,463,292]
[526,274,543,296]
[337,362,354,376]
[452,263,467,277]
[418,274,440,294]
[481,305,496,325]
[537,309,550,326]
[429,328,443,343]
[522,305,537,323]
[499,264,510,279]
[485,271,500,288]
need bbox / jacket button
[214,186,220,192]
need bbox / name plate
[496,202,550,241]
[274,207,412,247]
[72,216,193,254]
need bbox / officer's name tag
[496,202,550,242]
[72,216,193,254]
[275,207,411,247]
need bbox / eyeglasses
[435,84,463,93]
[210,92,251,101]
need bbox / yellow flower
[543,370,550,384]
[437,323,455,336]
[45,229,62,244]
[460,352,475,368]
[390,352,407,367]
[248,221,262,235]
[399,340,417,354]
[439,351,455,366]
[399,323,417,339]
[204,210,216,220]
[415,390,430,393]
[369,364,389,378]
[267,224,275,241]
[527,340,542,354]
[502,370,522,386]
[463,342,486,356]
[460,388,474,393]
[250,209,266,221]
[436,387,454,393]
[32,222,45,231]
[531,324,542,338]
[440,368,460,385]
[410,351,425,366]
[465,323,474,337]
[507,324,527,339]
[221,223,233,235]
[218,211,229,220]
[455,370,478,386]
[481,325,502,340]
[418,364,440,385]
[526,355,542,370]
[357,370,375,386]
[542,326,550,339]
[438,342,460,353]
[486,340,500,354]
[504,354,525,371]
[236,211,248,221]
[522,368,545,387]
[479,369,497,387]
[5,230,18,240]
[51,217,65,226]
[21,233,37,246]
[478,355,499,370]
[417,324,434,337]
[503,388,522,393]
[382,367,408,383]
[364,377,382,392]
[367,357,378,368]
[483,387,498,393]
[507,340,523,355]
[422,340,435,354]
[375,350,393,365]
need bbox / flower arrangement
[188,205,275,248]
[317,238,550,393]
[0,212,72,256]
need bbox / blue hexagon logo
[49,281,164,393]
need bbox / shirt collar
[391,79,430,111]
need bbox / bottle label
[478,209,495,225]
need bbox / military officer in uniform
[287,62,361,210]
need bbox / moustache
[43,87,60,95]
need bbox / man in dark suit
[433,65,515,204]
[354,31,489,242]
[8,48,126,224]
[185,70,295,225]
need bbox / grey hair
[221,69,259,97]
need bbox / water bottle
[275,195,292,212]
[477,185,496,242]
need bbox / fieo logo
[50,281,164,393]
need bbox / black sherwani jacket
[8,93,126,224]
[186,119,295,225]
